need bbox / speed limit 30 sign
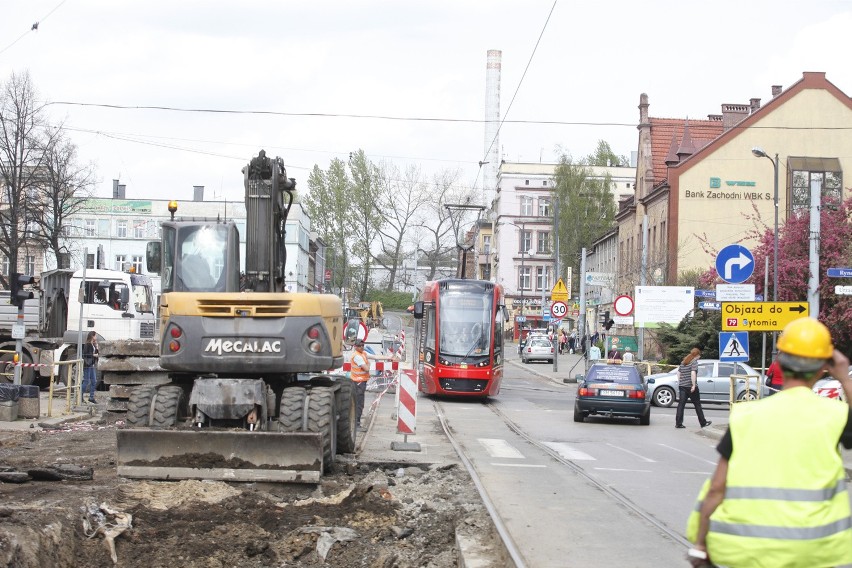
[550,301,568,319]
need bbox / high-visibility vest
[350,351,370,383]
[689,387,852,567]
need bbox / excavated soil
[0,420,498,567]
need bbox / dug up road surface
[0,390,500,568]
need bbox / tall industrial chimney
[483,49,501,210]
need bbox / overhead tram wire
[474,0,559,193]
[0,0,69,57]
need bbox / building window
[117,220,127,238]
[536,266,550,291]
[114,255,127,271]
[482,235,491,255]
[481,263,491,281]
[538,198,551,217]
[86,253,95,269]
[518,266,531,291]
[85,219,96,237]
[524,180,530,186]
[133,220,145,239]
[520,196,534,216]
[537,231,551,254]
[131,255,143,273]
[0,256,8,276]
[790,158,842,212]
[519,229,532,254]
[25,255,35,275]
[543,180,548,187]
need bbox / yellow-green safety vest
[687,387,852,567]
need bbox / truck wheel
[126,385,157,427]
[307,387,337,472]
[335,377,357,454]
[0,351,34,385]
[150,385,186,428]
[278,387,307,432]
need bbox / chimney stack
[721,103,749,131]
[749,98,761,113]
[771,85,782,97]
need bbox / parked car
[518,332,549,355]
[521,337,554,363]
[574,363,650,425]
[646,359,766,407]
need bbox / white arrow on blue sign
[827,268,852,278]
[715,244,755,284]
[719,331,749,362]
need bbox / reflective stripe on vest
[705,388,852,567]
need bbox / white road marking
[478,438,525,459]
[658,443,717,465]
[606,442,656,462]
[542,442,596,461]
[594,467,653,473]
[671,471,715,475]
[491,463,547,468]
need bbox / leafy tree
[552,154,617,292]
[586,139,629,167]
[305,158,351,295]
[347,150,385,300]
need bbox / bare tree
[373,162,430,291]
[414,169,476,281]
[31,128,96,269]
[0,71,58,285]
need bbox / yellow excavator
[115,151,353,483]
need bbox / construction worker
[687,318,852,567]
[350,339,397,432]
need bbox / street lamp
[752,147,780,354]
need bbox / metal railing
[728,373,763,404]
[47,359,84,417]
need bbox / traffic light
[9,272,36,307]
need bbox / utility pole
[808,178,822,317]
[578,247,587,367]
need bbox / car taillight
[307,326,320,339]
[627,389,646,399]
[170,326,182,338]
[169,340,181,352]
[578,387,594,396]
[550,347,554,353]
[526,347,531,353]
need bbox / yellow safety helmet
[776,317,833,359]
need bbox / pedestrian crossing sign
[719,331,749,362]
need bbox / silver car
[521,337,554,364]
[646,359,766,407]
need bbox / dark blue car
[574,363,650,425]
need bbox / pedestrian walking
[81,331,99,404]
[622,347,635,363]
[559,330,567,355]
[675,346,711,429]
[687,318,852,567]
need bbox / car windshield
[586,365,642,384]
[530,339,550,348]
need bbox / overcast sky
[2,1,850,204]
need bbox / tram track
[484,400,692,549]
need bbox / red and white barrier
[341,361,399,372]
[396,369,417,435]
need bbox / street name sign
[835,286,852,295]
[699,301,721,311]
[715,244,754,284]
[694,289,716,298]
[827,268,852,278]
[551,278,569,302]
[721,301,809,331]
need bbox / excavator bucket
[116,429,324,483]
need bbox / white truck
[0,268,158,387]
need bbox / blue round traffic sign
[715,244,754,284]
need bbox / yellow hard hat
[776,318,833,359]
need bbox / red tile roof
[649,118,723,186]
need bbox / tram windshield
[438,282,494,359]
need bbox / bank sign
[684,177,771,201]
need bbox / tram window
[425,306,436,352]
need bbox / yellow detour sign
[721,302,809,331]
[551,278,569,302]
